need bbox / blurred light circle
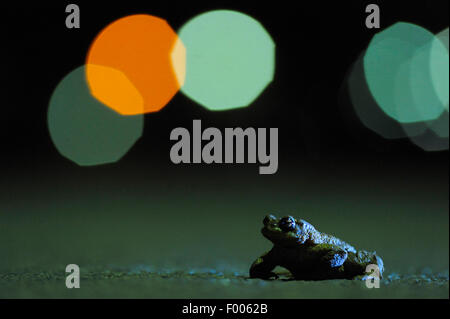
[403,27,449,151]
[178,10,275,111]
[427,28,449,139]
[437,28,450,52]
[48,66,143,166]
[409,35,449,119]
[427,111,449,138]
[347,51,427,139]
[364,22,448,123]
[408,129,449,152]
[429,35,449,112]
[86,14,185,115]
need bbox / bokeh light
[86,14,185,115]
[346,51,427,139]
[428,111,449,139]
[408,34,448,119]
[85,65,144,115]
[343,23,449,152]
[178,10,275,111]
[407,27,449,151]
[427,27,449,139]
[430,28,449,113]
[408,129,449,152]
[48,66,144,166]
[364,22,448,123]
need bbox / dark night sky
[3,1,449,176]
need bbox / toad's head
[261,215,316,247]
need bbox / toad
[250,215,384,280]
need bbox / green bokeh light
[364,22,448,123]
[409,36,449,118]
[408,129,449,152]
[428,111,449,139]
[48,66,144,166]
[427,28,449,139]
[429,39,449,112]
[404,27,449,150]
[348,51,427,139]
[178,10,275,111]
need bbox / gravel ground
[1,266,448,299]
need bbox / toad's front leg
[249,248,279,279]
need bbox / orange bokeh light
[86,14,185,115]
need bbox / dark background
[1,1,448,298]
[3,1,449,169]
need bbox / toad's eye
[279,216,296,232]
